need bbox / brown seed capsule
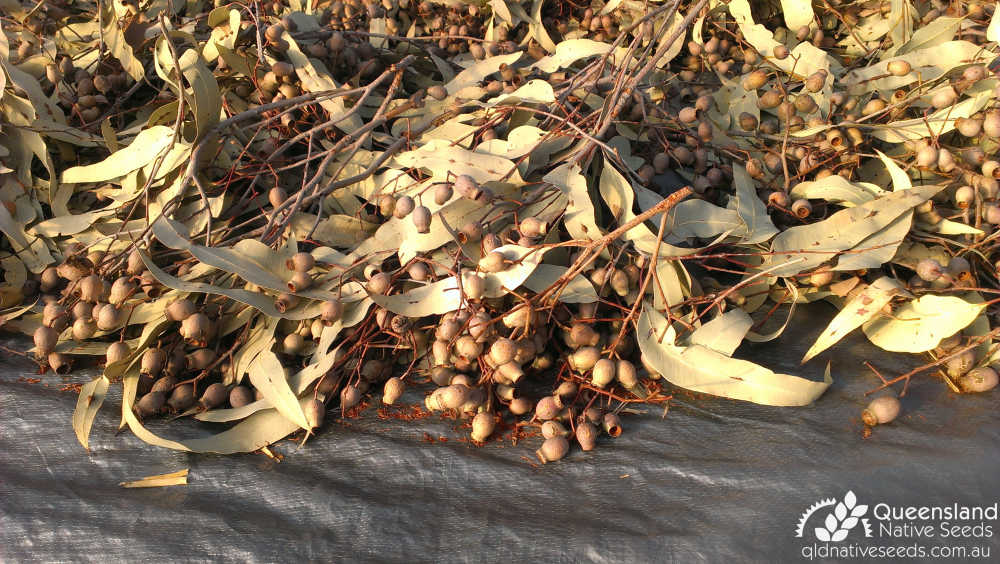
[861,395,901,426]
[479,251,506,273]
[268,187,287,209]
[591,358,616,388]
[427,85,447,101]
[791,199,812,218]
[541,420,569,439]
[393,195,415,219]
[288,271,312,293]
[106,341,131,365]
[180,312,212,344]
[199,383,228,409]
[536,436,569,464]
[141,348,167,377]
[461,271,485,300]
[72,317,97,340]
[381,377,405,405]
[283,333,305,354]
[508,397,532,415]
[534,395,563,420]
[804,70,826,93]
[570,346,601,372]
[470,411,496,442]
[758,89,783,109]
[341,385,362,410]
[453,174,481,201]
[958,367,999,393]
[983,110,1000,138]
[77,274,103,303]
[946,349,976,378]
[738,112,758,131]
[575,421,598,451]
[886,60,911,76]
[186,348,217,371]
[265,23,285,42]
[167,384,196,412]
[134,391,166,418]
[431,182,454,206]
[617,360,638,389]
[602,413,623,437]
[167,298,196,322]
[42,302,67,330]
[407,262,430,282]
[320,299,344,326]
[367,272,391,295]
[772,45,789,59]
[229,385,254,407]
[929,83,958,108]
[96,304,124,330]
[489,338,517,366]
[33,326,58,356]
[412,205,432,233]
[289,252,315,273]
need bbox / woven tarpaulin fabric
[2,305,998,562]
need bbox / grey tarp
[2,305,998,562]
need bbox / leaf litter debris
[2,0,1000,465]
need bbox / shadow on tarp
[1,303,997,562]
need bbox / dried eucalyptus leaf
[72,375,109,450]
[638,305,832,406]
[862,294,985,353]
[802,277,908,364]
[119,469,188,488]
[62,126,176,184]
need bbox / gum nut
[569,346,601,371]
[321,299,344,325]
[283,332,305,354]
[575,421,598,451]
[141,347,166,376]
[167,384,196,411]
[591,358,616,388]
[288,271,312,292]
[958,367,999,393]
[367,272,391,295]
[461,271,485,300]
[479,251,506,273]
[72,318,97,340]
[393,195,415,218]
[135,391,166,418]
[166,298,196,321]
[861,396,901,426]
[602,413,623,437]
[887,60,911,76]
[33,326,58,356]
[536,436,569,464]
[43,302,66,328]
[617,359,638,388]
[229,385,254,407]
[378,194,396,216]
[541,420,568,439]
[915,259,942,282]
[489,338,517,366]
[471,412,496,442]
[412,205,432,233]
[291,251,315,272]
[199,383,228,409]
[454,335,482,360]
[496,362,525,385]
[47,352,71,374]
[186,348,217,370]
[181,312,211,342]
[408,262,429,281]
[945,349,976,379]
[534,395,563,420]
[508,397,532,415]
[946,256,971,278]
[106,341,131,364]
[382,377,405,405]
[453,174,480,199]
[434,183,453,205]
[304,398,326,429]
[341,385,361,409]
[151,374,177,394]
[96,304,123,330]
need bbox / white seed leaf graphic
[852,504,868,517]
[843,517,858,530]
[832,530,848,542]
[835,503,847,521]
[845,491,857,508]
[825,514,838,532]
[816,528,831,542]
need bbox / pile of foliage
[1,0,999,462]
